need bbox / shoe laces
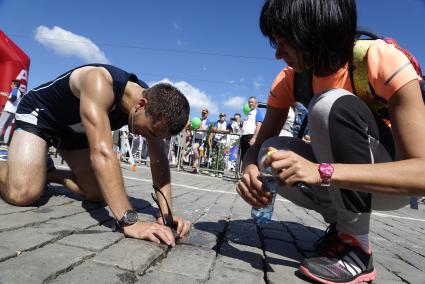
[314,223,338,252]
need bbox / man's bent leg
[57,148,103,203]
[0,130,48,205]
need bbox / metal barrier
[174,128,242,179]
[118,133,150,166]
[107,129,243,180]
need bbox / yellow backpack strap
[353,39,387,115]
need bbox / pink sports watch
[318,163,334,187]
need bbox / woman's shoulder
[367,39,420,101]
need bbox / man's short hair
[143,83,190,136]
[11,80,20,87]
[248,96,256,101]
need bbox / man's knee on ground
[3,184,43,206]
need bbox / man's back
[16,64,147,137]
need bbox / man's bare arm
[147,136,192,236]
[76,68,176,245]
[78,69,132,220]
[146,137,172,216]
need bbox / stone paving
[0,160,425,284]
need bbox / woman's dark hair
[260,0,357,76]
[143,83,190,136]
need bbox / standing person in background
[278,106,295,137]
[210,112,230,177]
[119,125,130,161]
[191,108,210,173]
[0,80,24,157]
[237,0,425,283]
[291,102,309,139]
[180,123,193,165]
[240,96,264,160]
[229,113,243,172]
[230,113,243,134]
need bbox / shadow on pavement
[38,184,160,229]
[194,218,326,281]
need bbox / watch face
[125,210,138,224]
[320,163,334,178]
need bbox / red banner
[0,30,30,110]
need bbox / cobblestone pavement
[0,160,424,284]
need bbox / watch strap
[116,209,138,229]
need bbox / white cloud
[224,96,245,108]
[34,25,109,64]
[149,78,219,116]
[253,76,265,89]
[173,21,182,31]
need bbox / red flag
[0,30,30,109]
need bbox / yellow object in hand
[267,148,278,156]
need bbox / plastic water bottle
[251,166,279,224]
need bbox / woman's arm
[237,106,288,208]
[269,80,425,196]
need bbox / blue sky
[1,0,424,120]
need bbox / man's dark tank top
[20,64,148,133]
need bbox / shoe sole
[298,265,376,284]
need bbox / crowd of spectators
[174,97,313,178]
[114,96,312,178]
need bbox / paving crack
[43,254,95,284]
[136,244,173,276]
[203,193,235,282]
[374,258,412,283]
[395,254,422,271]
[0,219,112,263]
[256,225,270,284]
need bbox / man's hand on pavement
[157,215,191,238]
[123,221,176,247]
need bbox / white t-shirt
[193,118,210,140]
[214,120,228,143]
[242,108,264,135]
[279,106,295,137]
[3,88,23,114]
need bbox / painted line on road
[123,176,425,222]
[123,175,239,196]
[372,212,425,222]
[56,165,425,222]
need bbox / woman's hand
[263,147,321,186]
[236,164,272,208]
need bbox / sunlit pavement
[0,158,424,283]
